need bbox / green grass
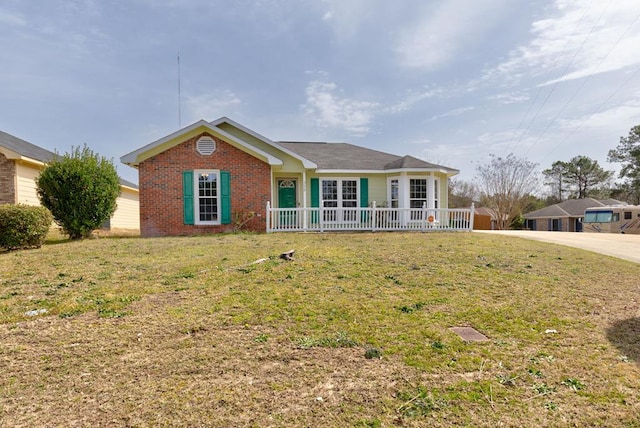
[1,232,639,426]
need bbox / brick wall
[138,133,271,237]
[0,153,16,204]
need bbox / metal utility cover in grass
[450,327,489,342]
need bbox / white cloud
[320,0,372,39]
[395,0,510,70]
[429,106,475,121]
[488,0,640,85]
[302,79,379,137]
[385,87,443,114]
[183,90,242,123]
[557,101,640,131]
[488,92,530,104]
[0,9,25,26]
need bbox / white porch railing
[266,202,475,233]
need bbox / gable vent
[196,136,216,155]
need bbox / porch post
[372,201,377,232]
[469,202,475,231]
[302,171,308,230]
[421,202,427,232]
[266,201,271,233]
[399,173,408,227]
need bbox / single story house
[523,198,625,232]
[0,130,140,233]
[121,117,461,237]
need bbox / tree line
[449,124,640,229]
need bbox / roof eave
[212,126,283,166]
[120,119,284,167]
[383,167,459,176]
[211,117,317,168]
[314,167,459,175]
[121,120,212,166]
[1,147,47,167]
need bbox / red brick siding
[138,133,270,237]
[0,154,16,204]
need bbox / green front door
[278,179,297,226]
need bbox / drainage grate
[449,326,489,342]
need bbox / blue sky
[2,0,640,188]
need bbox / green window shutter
[183,171,194,225]
[220,170,231,224]
[311,178,319,207]
[310,178,319,223]
[360,178,368,222]
[360,178,368,207]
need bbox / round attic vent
[196,136,216,155]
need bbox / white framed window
[321,178,359,222]
[433,178,439,209]
[195,169,220,224]
[389,178,399,208]
[196,136,216,155]
[409,178,428,209]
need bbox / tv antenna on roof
[177,51,182,128]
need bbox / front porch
[266,202,475,233]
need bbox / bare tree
[448,179,479,208]
[475,153,539,230]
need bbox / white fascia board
[120,120,211,165]
[211,117,316,169]
[211,126,283,166]
[120,119,283,167]
[314,168,460,176]
[383,168,460,176]
[314,169,386,174]
[1,147,46,167]
[119,184,139,192]
[17,157,46,167]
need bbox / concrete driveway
[475,230,640,264]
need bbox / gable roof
[1,129,137,190]
[121,117,459,176]
[121,118,285,167]
[524,198,626,219]
[277,141,459,174]
[0,130,57,164]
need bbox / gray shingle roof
[1,129,138,190]
[277,141,458,173]
[0,130,56,163]
[524,198,626,219]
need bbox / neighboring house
[121,117,461,237]
[0,130,140,233]
[523,198,625,232]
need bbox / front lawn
[1,232,639,426]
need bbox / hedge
[0,204,53,250]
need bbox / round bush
[0,204,53,250]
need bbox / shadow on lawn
[606,317,640,365]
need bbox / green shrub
[0,204,53,250]
[36,145,120,240]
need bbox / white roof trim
[0,147,47,167]
[121,120,211,165]
[211,117,317,169]
[120,119,283,166]
[212,126,283,166]
[315,168,459,176]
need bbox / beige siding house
[0,130,140,233]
